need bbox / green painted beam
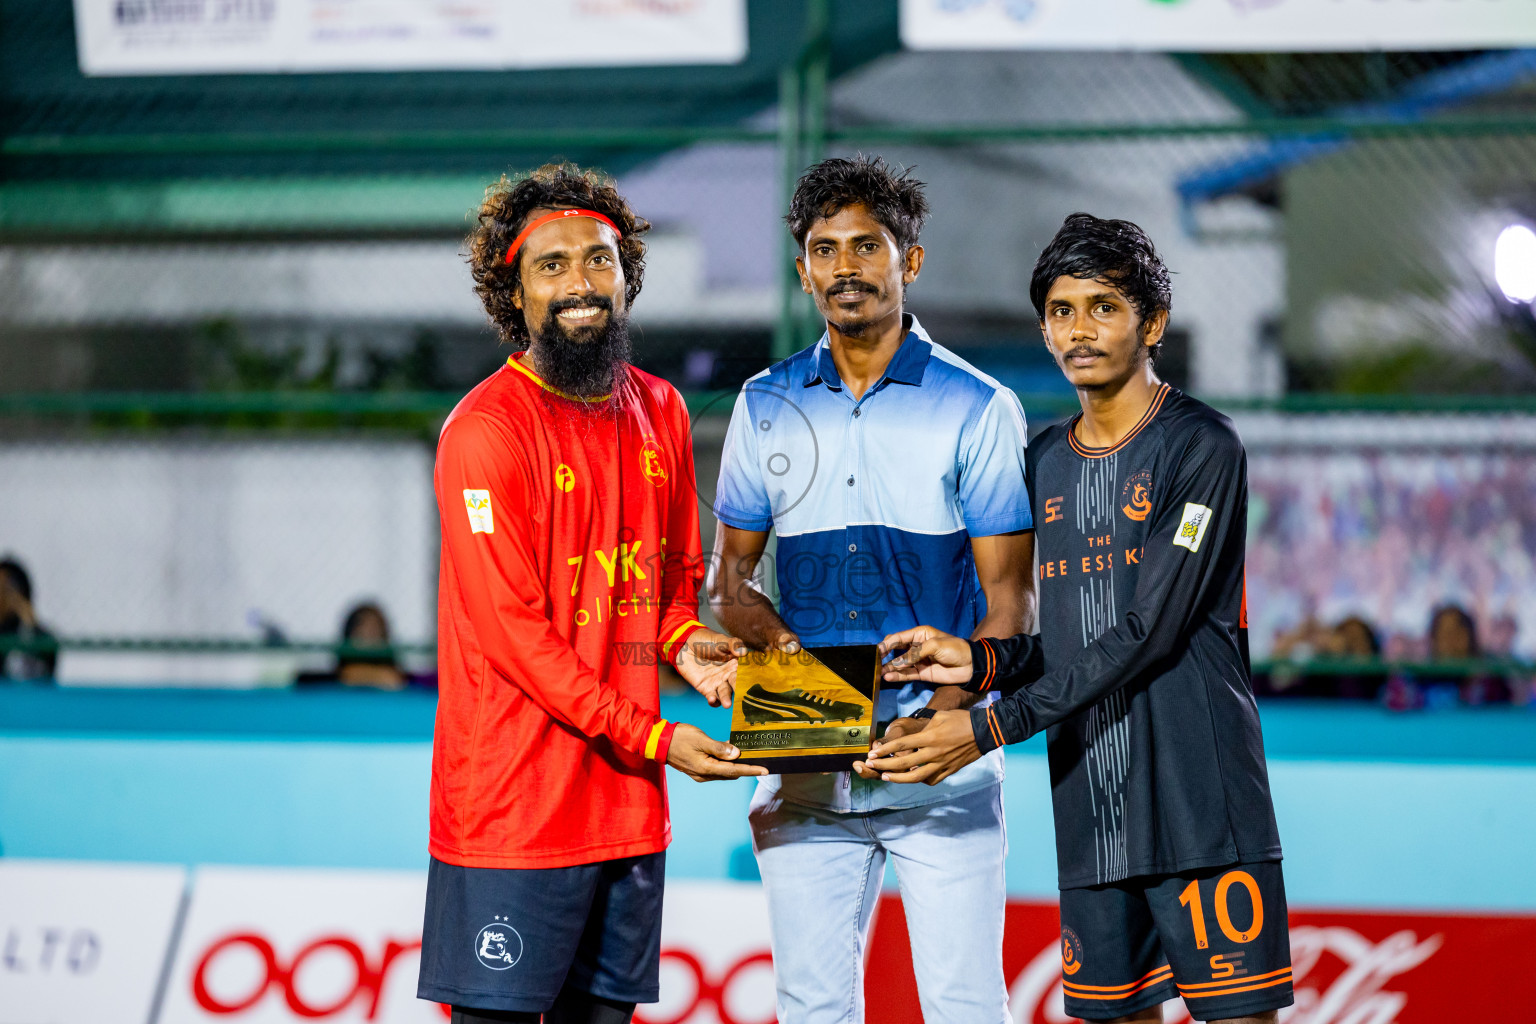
[4,391,1536,418]
[6,114,1535,166]
[1,125,776,160]
[0,633,1529,679]
[0,176,511,236]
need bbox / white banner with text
[0,860,187,1024]
[74,0,747,77]
[901,0,1536,53]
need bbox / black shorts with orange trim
[1058,860,1292,1022]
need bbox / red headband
[504,208,622,265]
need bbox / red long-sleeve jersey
[429,355,707,869]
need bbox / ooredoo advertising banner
[0,860,187,1024]
[73,0,748,77]
[155,868,774,1024]
[638,881,776,1024]
[900,0,1536,53]
[158,867,438,1024]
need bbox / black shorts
[417,852,665,1014]
[1058,860,1293,1022]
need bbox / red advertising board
[865,894,1535,1023]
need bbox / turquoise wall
[2,689,1533,910]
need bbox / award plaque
[730,644,882,773]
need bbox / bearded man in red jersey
[417,163,765,1024]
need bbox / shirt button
[846,476,855,486]
[848,544,857,553]
[853,408,861,418]
[848,611,858,620]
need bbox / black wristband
[964,638,997,693]
[910,707,937,721]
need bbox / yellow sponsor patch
[1173,501,1212,553]
[463,489,494,534]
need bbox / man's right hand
[666,724,769,782]
[878,626,973,684]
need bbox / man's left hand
[863,709,981,785]
[852,715,925,780]
[675,628,747,707]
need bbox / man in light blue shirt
[709,156,1035,1024]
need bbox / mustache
[1062,344,1108,360]
[826,280,877,298]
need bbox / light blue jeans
[748,782,1009,1024]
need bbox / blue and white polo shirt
[715,316,1032,812]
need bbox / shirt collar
[802,314,933,391]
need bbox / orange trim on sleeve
[986,707,1004,748]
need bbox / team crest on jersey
[640,439,668,485]
[1174,502,1213,552]
[1061,926,1085,976]
[463,489,494,534]
[473,916,523,971]
[1120,470,1153,522]
[554,463,576,493]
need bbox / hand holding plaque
[728,644,882,773]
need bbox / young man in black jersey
[866,214,1290,1024]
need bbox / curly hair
[785,155,930,252]
[466,163,650,350]
[1029,213,1172,325]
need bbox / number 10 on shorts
[1178,869,1265,950]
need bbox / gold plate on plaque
[730,644,881,773]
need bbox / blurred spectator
[1430,604,1477,661]
[0,557,58,683]
[1383,603,1510,710]
[295,601,408,690]
[1269,614,1332,664]
[1259,613,1382,699]
[1326,615,1383,700]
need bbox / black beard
[527,297,632,399]
[822,281,884,337]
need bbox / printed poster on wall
[74,0,748,77]
[901,0,1536,53]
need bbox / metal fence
[3,396,1535,693]
[3,1,1535,684]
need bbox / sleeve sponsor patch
[463,489,494,534]
[1173,502,1212,553]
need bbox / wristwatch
[910,708,937,721]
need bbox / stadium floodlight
[1494,223,1536,304]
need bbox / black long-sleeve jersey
[963,384,1282,888]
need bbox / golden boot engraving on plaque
[729,644,882,773]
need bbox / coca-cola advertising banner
[3,862,1532,1023]
[868,895,1534,1023]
